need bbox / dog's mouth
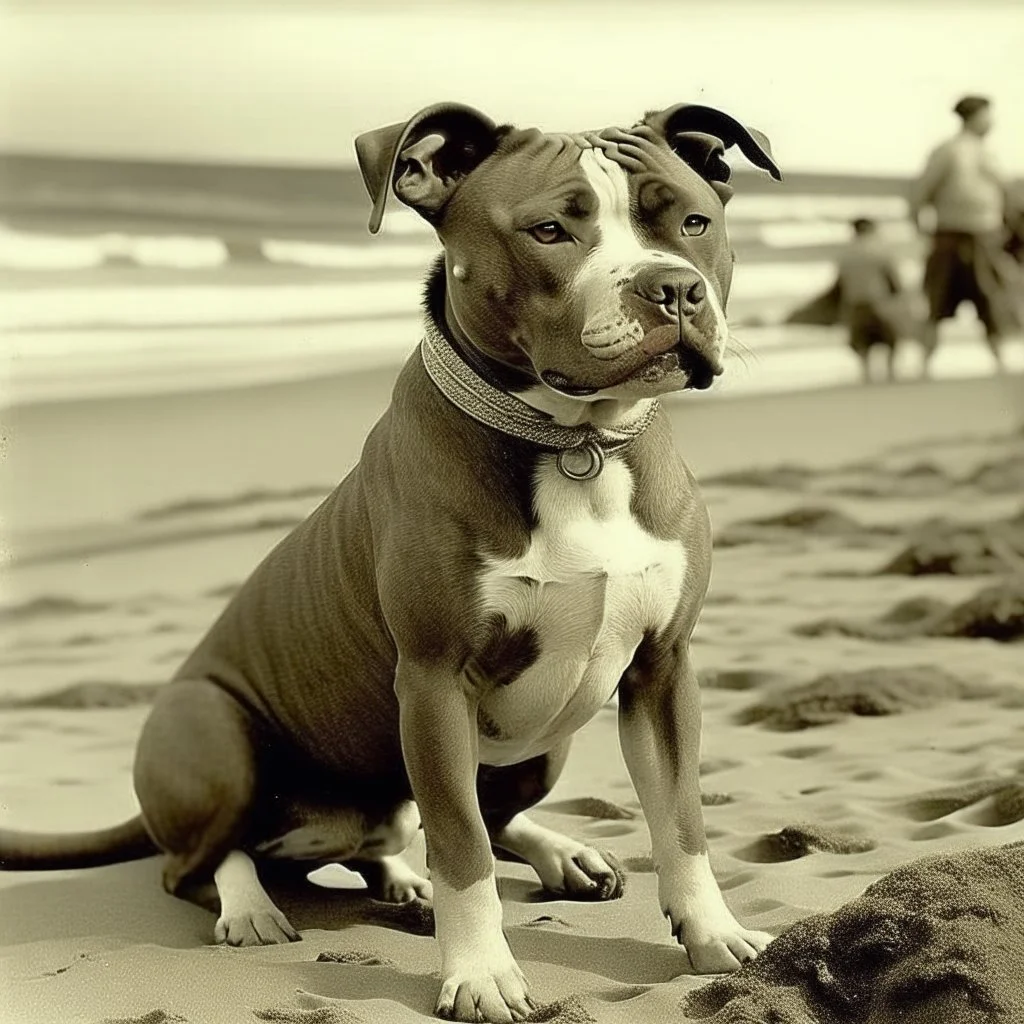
[632,344,720,391]
[633,322,723,391]
[540,328,723,397]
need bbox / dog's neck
[425,258,654,431]
[424,258,535,393]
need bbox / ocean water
[1,153,1015,408]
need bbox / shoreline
[2,367,1021,548]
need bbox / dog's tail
[0,815,158,870]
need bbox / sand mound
[526,996,597,1023]
[699,668,781,691]
[877,595,951,626]
[0,595,111,624]
[701,792,735,807]
[965,453,1024,495]
[100,1013,188,1024]
[737,667,970,731]
[685,841,1024,1023]
[877,514,1024,576]
[927,580,1024,641]
[0,680,161,710]
[824,461,953,499]
[315,949,397,967]
[717,506,886,548]
[738,824,876,863]
[796,580,1024,643]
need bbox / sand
[1,369,1024,1024]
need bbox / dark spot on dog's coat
[477,709,507,740]
[473,615,540,688]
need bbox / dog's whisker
[724,332,761,369]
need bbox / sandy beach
[1,360,1023,1023]
[3,2,1024,1018]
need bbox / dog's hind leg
[134,678,297,945]
[348,799,433,904]
[479,742,624,901]
[212,849,299,945]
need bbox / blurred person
[785,219,918,384]
[835,217,914,384]
[909,95,1021,376]
[1004,183,1024,266]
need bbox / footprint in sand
[254,1000,362,1024]
[522,914,575,929]
[910,820,964,841]
[583,821,635,839]
[718,870,758,891]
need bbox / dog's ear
[354,103,500,234]
[643,103,782,204]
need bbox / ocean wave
[0,225,229,270]
[0,193,912,275]
[0,262,875,332]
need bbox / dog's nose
[632,267,707,319]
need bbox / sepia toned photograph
[1,1,1022,1022]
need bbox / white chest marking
[476,456,685,764]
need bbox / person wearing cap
[909,95,1020,376]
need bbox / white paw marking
[213,849,299,946]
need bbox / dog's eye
[681,215,710,237]
[529,222,571,244]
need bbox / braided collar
[420,321,659,481]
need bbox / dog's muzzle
[630,266,724,390]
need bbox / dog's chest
[474,456,685,765]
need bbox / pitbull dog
[0,102,781,1023]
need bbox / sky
[1,0,1022,176]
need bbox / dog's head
[355,103,781,402]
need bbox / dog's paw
[214,907,300,946]
[359,854,433,904]
[671,912,773,973]
[375,856,433,904]
[436,955,536,1023]
[535,841,625,901]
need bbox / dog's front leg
[618,638,774,973]
[397,662,535,1023]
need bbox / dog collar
[420,322,660,481]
